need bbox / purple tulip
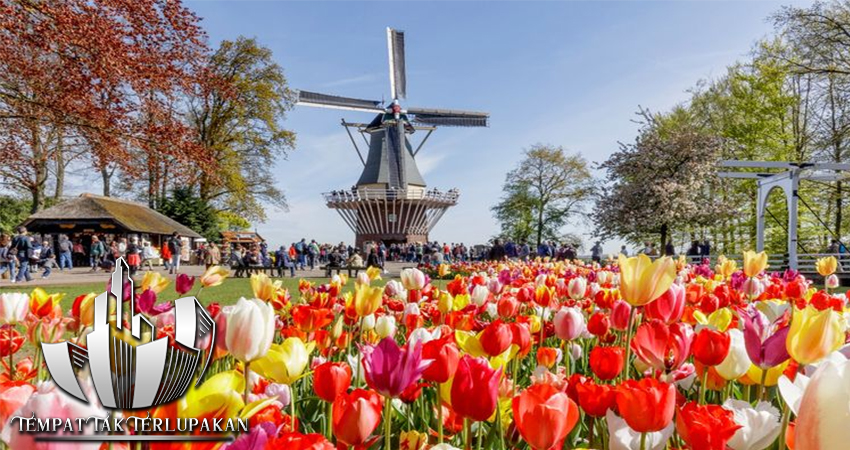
[176,273,196,295]
[743,307,790,369]
[361,337,432,398]
[135,289,173,316]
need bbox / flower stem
[699,368,709,404]
[621,307,637,380]
[243,362,250,404]
[291,380,298,431]
[384,396,392,450]
[7,325,13,381]
[640,432,647,450]
[437,383,444,444]
[326,400,333,440]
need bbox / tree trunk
[837,181,843,239]
[101,166,111,197]
[30,123,48,213]
[535,204,544,249]
[660,223,669,252]
[54,143,65,201]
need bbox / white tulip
[607,410,674,450]
[375,315,396,339]
[794,355,850,449]
[0,293,29,325]
[361,314,376,331]
[470,285,489,306]
[723,399,780,450]
[716,328,752,380]
[225,297,275,363]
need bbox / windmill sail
[387,28,406,100]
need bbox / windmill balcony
[323,187,459,206]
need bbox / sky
[181,0,804,253]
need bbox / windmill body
[296,28,488,247]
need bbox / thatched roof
[24,194,202,238]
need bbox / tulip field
[1,252,849,450]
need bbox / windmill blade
[387,28,406,100]
[407,107,489,127]
[296,90,384,113]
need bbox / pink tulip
[554,307,585,341]
[644,283,685,324]
[175,273,196,295]
[631,319,693,372]
[0,381,34,424]
[794,357,850,449]
[360,337,432,398]
[567,277,588,300]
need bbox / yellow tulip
[693,307,734,332]
[787,305,846,365]
[816,256,838,277]
[140,271,169,293]
[250,273,282,302]
[437,291,454,314]
[617,254,676,306]
[743,360,789,387]
[715,255,738,279]
[455,330,487,357]
[365,266,382,281]
[353,282,383,317]
[438,264,451,278]
[251,337,315,385]
[29,287,63,317]
[743,250,768,278]
[200,265,229,288]
[176,370,276,422]
[399,430,428,450]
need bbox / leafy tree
[157,187,221,242]
[593,108,729,247]
[0,195,33,235]
[492,144,593,247]
[187,37,296,222]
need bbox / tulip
[332,388,383,447]
[451,355,501,422]
[615,377,676,433]
[375,315,396,339]
[400,268,426,290]
[71,293,97,328]
[816,256,838,277]
[268,431,335,450]
[825,274,840,289]
[28,288,61,319]
[644,283,685,324]
[252,337,315,385]
[399,430,428,450]
[722,399,781,450]
[422,337,460,384]
[251,272,283,303]
[793,355,850,449]
[313,362,352,403]
[607,409,674,450]
[225,297,275,363]
[0,293,28,325]
[589,346,624,381]
[292,305,335,333]
[353,283,383,317]
[175,273,195,295]
[716,329,752,381]
[692,329,731,367]
[631,320,693,372]
[470,285,489,307]
[610,300,632,331]
[0,380,34,425]
[567,276,587,300]
[742,308,790,370]
[0,326,23,357]
[497,295,519,319]
[715,256,738,279]
[512,383,579,450]
[140,270,170,293]
[361,337,431,398]
[675,401,741,450]
[200,265,229,288]
[480,319,512,357]
[511,322,533,358]
[553,307,584,341]
[575,379,616,418]
[743,250,768,278]
[587,312,611,337]
[617,254,676,306]
[786,305,846,365]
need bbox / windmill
[295,27,489,247]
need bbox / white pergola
[718,161,850,269]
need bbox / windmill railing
[583,253,848,276]
[323,188,460,204]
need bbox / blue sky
[185,0,803,252]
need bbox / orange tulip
[512,383,579,450]
[332,388,383,447]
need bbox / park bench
[322,265,367,278]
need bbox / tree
[186,37,296,222]
[491,144,593,247]
[0,195,32,235]
[156,187,221,242]
[593,108,729,247]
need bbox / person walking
[126,237,141,276]
[57,235,73,270]
[89,236,105,271]
[0,235,17,283]
[39,240,55,278]
[167,232,182,274]
[11,226,32,282]
[205,242,221,268]
[591,242,603,263]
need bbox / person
[11,226,32,282]
[126,237,141,276]
[161,240,172,272]
[686,241,701,263]
[89,236,105,271]
[347,249,364,267]
[0,235,16,283]
[648,243,659,257]
[72,240,85,267]
[167,232,182,274]
[308,239,320,270]
[206,242,221,268]
[58,235,73,270]
[142,242,157,270]
[700,240,711,259]
[640,242,652,255]
[39,240,55,278]
[295,238,306,270]
[664,241,676,257]
[620,245,628,256]
[366,247,381,269]
[591,242,603,263]
[518,241,530,261]
[488,239,507,261]
[564,244,576,261]
[275,245,295,277]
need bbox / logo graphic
[41,259,215,408]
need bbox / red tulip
[497,295,519,319]
[451,355,501,422]
[422,335,460,384]
[610,300,632,331]
[631,319,693,372]
[574,379,616,418]
[692,329,730,367]
[511,322,532,357]
[175,273,195,295]
[644,283,685,324]
[675,401,741,450]
[587,312,610,337]
[332,389,383,447]
[313,362,351,403]
[512,383,579,450]
[269,432,334,450]
[480,319,512,357]
[589,346,624,381]
[615,377,676,433]
[0,326,23,357]
[537,347,559,369]
[292,305,335,333]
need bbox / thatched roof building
[22,193,201,240]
